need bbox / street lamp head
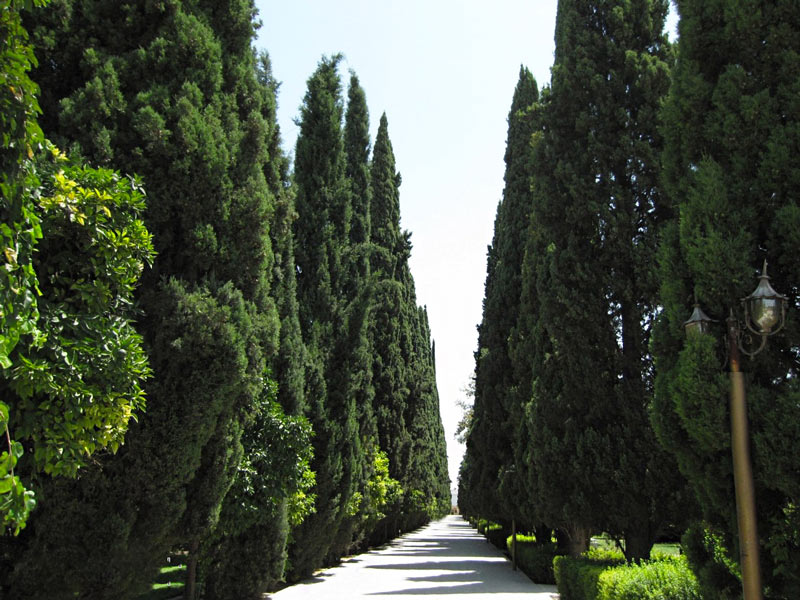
[684,303,714,337]
[742,260,787,335]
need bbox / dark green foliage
[288,58,448,575]
[5,3,447,592]
[5,279,264,599]
[516,0,678,559]
[368,115,449,536]
[680,524,740,600]
[345,73,371,247]
[331,72,378,556]
[653,1,800,596]
[461,0,683,559]
[199,387,313,599]
[368,114,410,496]
[465,66,539,524]
[483,523,509,550]
[287,55,364,578]
[553,550,626,600]
[507,535,561,584]
[8,1,290,597]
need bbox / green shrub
[556,551,701,600]
[598,556,701,600]
[554,550,625,600]
[681,524,740,600]
[507,535,562,584]
[476,519,490,534]
[484,523,507,550]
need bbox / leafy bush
[507,535,562,584]
[599,556,701,600]
[476,518,491,534]
[554,550,625,600]
[681,524,741,600]
[484,523,507,550]
[555,551,701,600]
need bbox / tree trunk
[533,524,552,546]
[624,531,653,563]
[184,539,199,600]
[566,524,590,557]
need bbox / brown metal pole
[728,315,763,600]
[512,518,517,571]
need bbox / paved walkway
[267,515,559,599]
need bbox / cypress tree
[288,54,363,578]
[522,0,676,559]
[195,52,311,598]
[467,66,539,526]
[653,1,800,596]
[369,114,411,499]
[345,73,372,246]
[334,72,379,554]
[405,305,451,525]
[9,2,284,597]
[369,114,449,534]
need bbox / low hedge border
[506,535,563,584]
[554,550,701,600]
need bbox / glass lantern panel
[750,297,780,333]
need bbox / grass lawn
[591,535,681,558]
[135,556,186,600]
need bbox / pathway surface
[267,515,559,599]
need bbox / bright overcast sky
[254,0,678,496]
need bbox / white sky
[254,0,678,498]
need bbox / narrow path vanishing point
[267,515,560,599]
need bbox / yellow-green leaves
[5,145,154,478]
[0,401,36,535]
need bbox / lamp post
[684,261,787,600]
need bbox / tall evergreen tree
[520,0,676,559]
[6,2,287,597]
[369,114,411,496]
[369,114,449,534]
[466,66,539,526]
[288,55,365,578]
[345,73,372,247]
[334,72,379,554]
[195,52,312,599]
[405,305,451,525]
[653,2,800,596]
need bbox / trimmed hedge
[474,519,508,550]
[554,550,701,600]
[599,557,701,600]
[485,524,508,550]
[555,550,625,600]
[506,535,562,584]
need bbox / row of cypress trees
[460,0,800,598]
[0,1,449,598]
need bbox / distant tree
[369,114,449,534]
[653,1,800,596]
[404,305,451,525]
[368,114,411,514]
[453,377,475,445]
